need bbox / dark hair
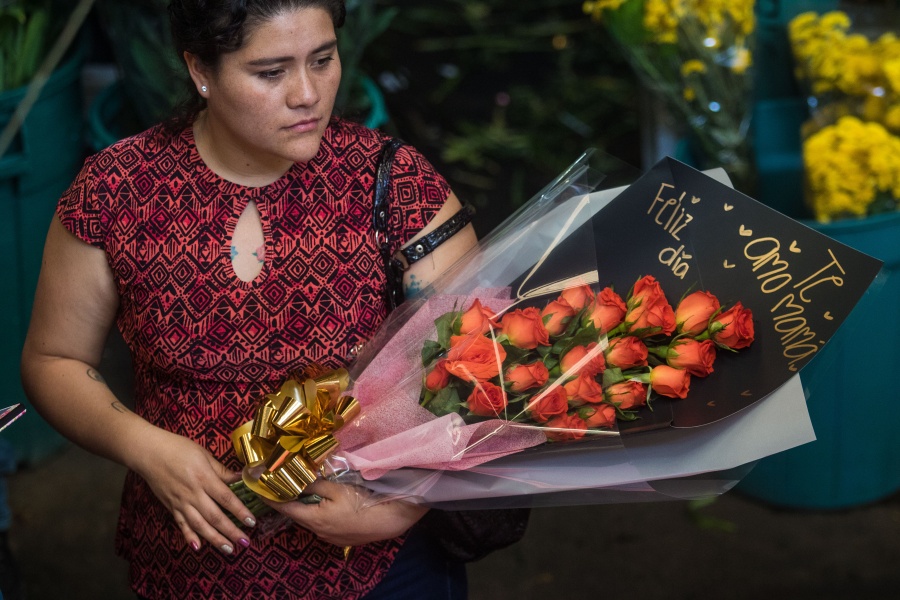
[166,0,346,126]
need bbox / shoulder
[89,122,190,170]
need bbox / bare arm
[21,217,256,554]
[401,191,477,297]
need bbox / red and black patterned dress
[57,118,451,599]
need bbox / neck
[192,111,293,188]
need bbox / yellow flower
[684,87,696,101]
[582,0,628,21]
[680,59,707,77]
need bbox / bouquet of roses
[230,151,881,512]
[418,275,755,444]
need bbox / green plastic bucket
[0,44,86,464]
[736,97,900,508]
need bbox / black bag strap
[373,138,406,312]
[374,138,475,311]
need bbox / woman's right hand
[129,427,258,555]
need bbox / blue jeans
[363,528,467,600]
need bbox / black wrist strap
[400,203,475,266]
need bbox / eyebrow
[245,40,338,67]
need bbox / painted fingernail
[190,541,200,552]
[220,544,234,555]
[244,517,257,527]
[238,538,250,548]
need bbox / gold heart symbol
[723,260,735,269]
[741,390,752,397]
[824,312,833,320]
[739,225,752,236]
[724,203,733,211]
[707,401,716,407]
[790,241,801,253]
[691,196,701,204]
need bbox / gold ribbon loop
[231,368,357,503]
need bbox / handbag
[373,138,530,563]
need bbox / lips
[285,118,320,133]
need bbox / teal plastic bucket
[0,44,86,464]
[736,97,900,509]
[737,213,900,508]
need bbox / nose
[287,68,319,108]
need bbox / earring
[201,85,208,93]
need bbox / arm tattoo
[405,274,423,299]
[87,368,107,384]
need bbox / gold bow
[231,369,360,502]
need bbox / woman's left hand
[262,480,428,547]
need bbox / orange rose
[541,299,576,336]
[564,371,605,405]
[545,413,588,441]
[604,336,648,370]
[710,302,755,350]
[506,361,550,393]
[500,307,550,349]
[649,365,691,399]
[579,404,617,428]
[625,275,675,336]
[559,343,606,378]
[674,290,720,336]
[446,334,507,382]
[666,338,716,377]
[424,359,451,391]
[466,381,508,417]
[560,284,595,311]
[459,299,498,336]
[587,287,626,333]
[605,380,647,410]
[527,386,569,423]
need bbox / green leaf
[426,386,463,418]
[602,367,625,387]
[434,311,461,349]
[421,340,444,367]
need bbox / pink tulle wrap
[335,290,548,480]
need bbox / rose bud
[459,299,498,335]
[424,359,452,392]
[674,290,720,336]
[559,343,606,378]
[605,380,647,410]
[665,338,716,377]
[500,307,550,349]
[579,404,617,428]
[649,365,691,399]
[587,287,627,333]
[604,336,649,370]
[564,371,605,405]
[545,413,588,442]
[710,302,755,350]
[560,284,595,312]
[506,361,550,393]
[625,275,675,336]
[446,334,507,382]
[466,381,508,417]
[527,386,569,423]
[541,299,576,337]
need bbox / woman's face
[192,7,342,175]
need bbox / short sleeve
[388,144,453,249]
[56,153,111,250]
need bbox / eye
[258,69,284,80]
[312,55,335,69]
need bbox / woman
[20,1,476,598]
